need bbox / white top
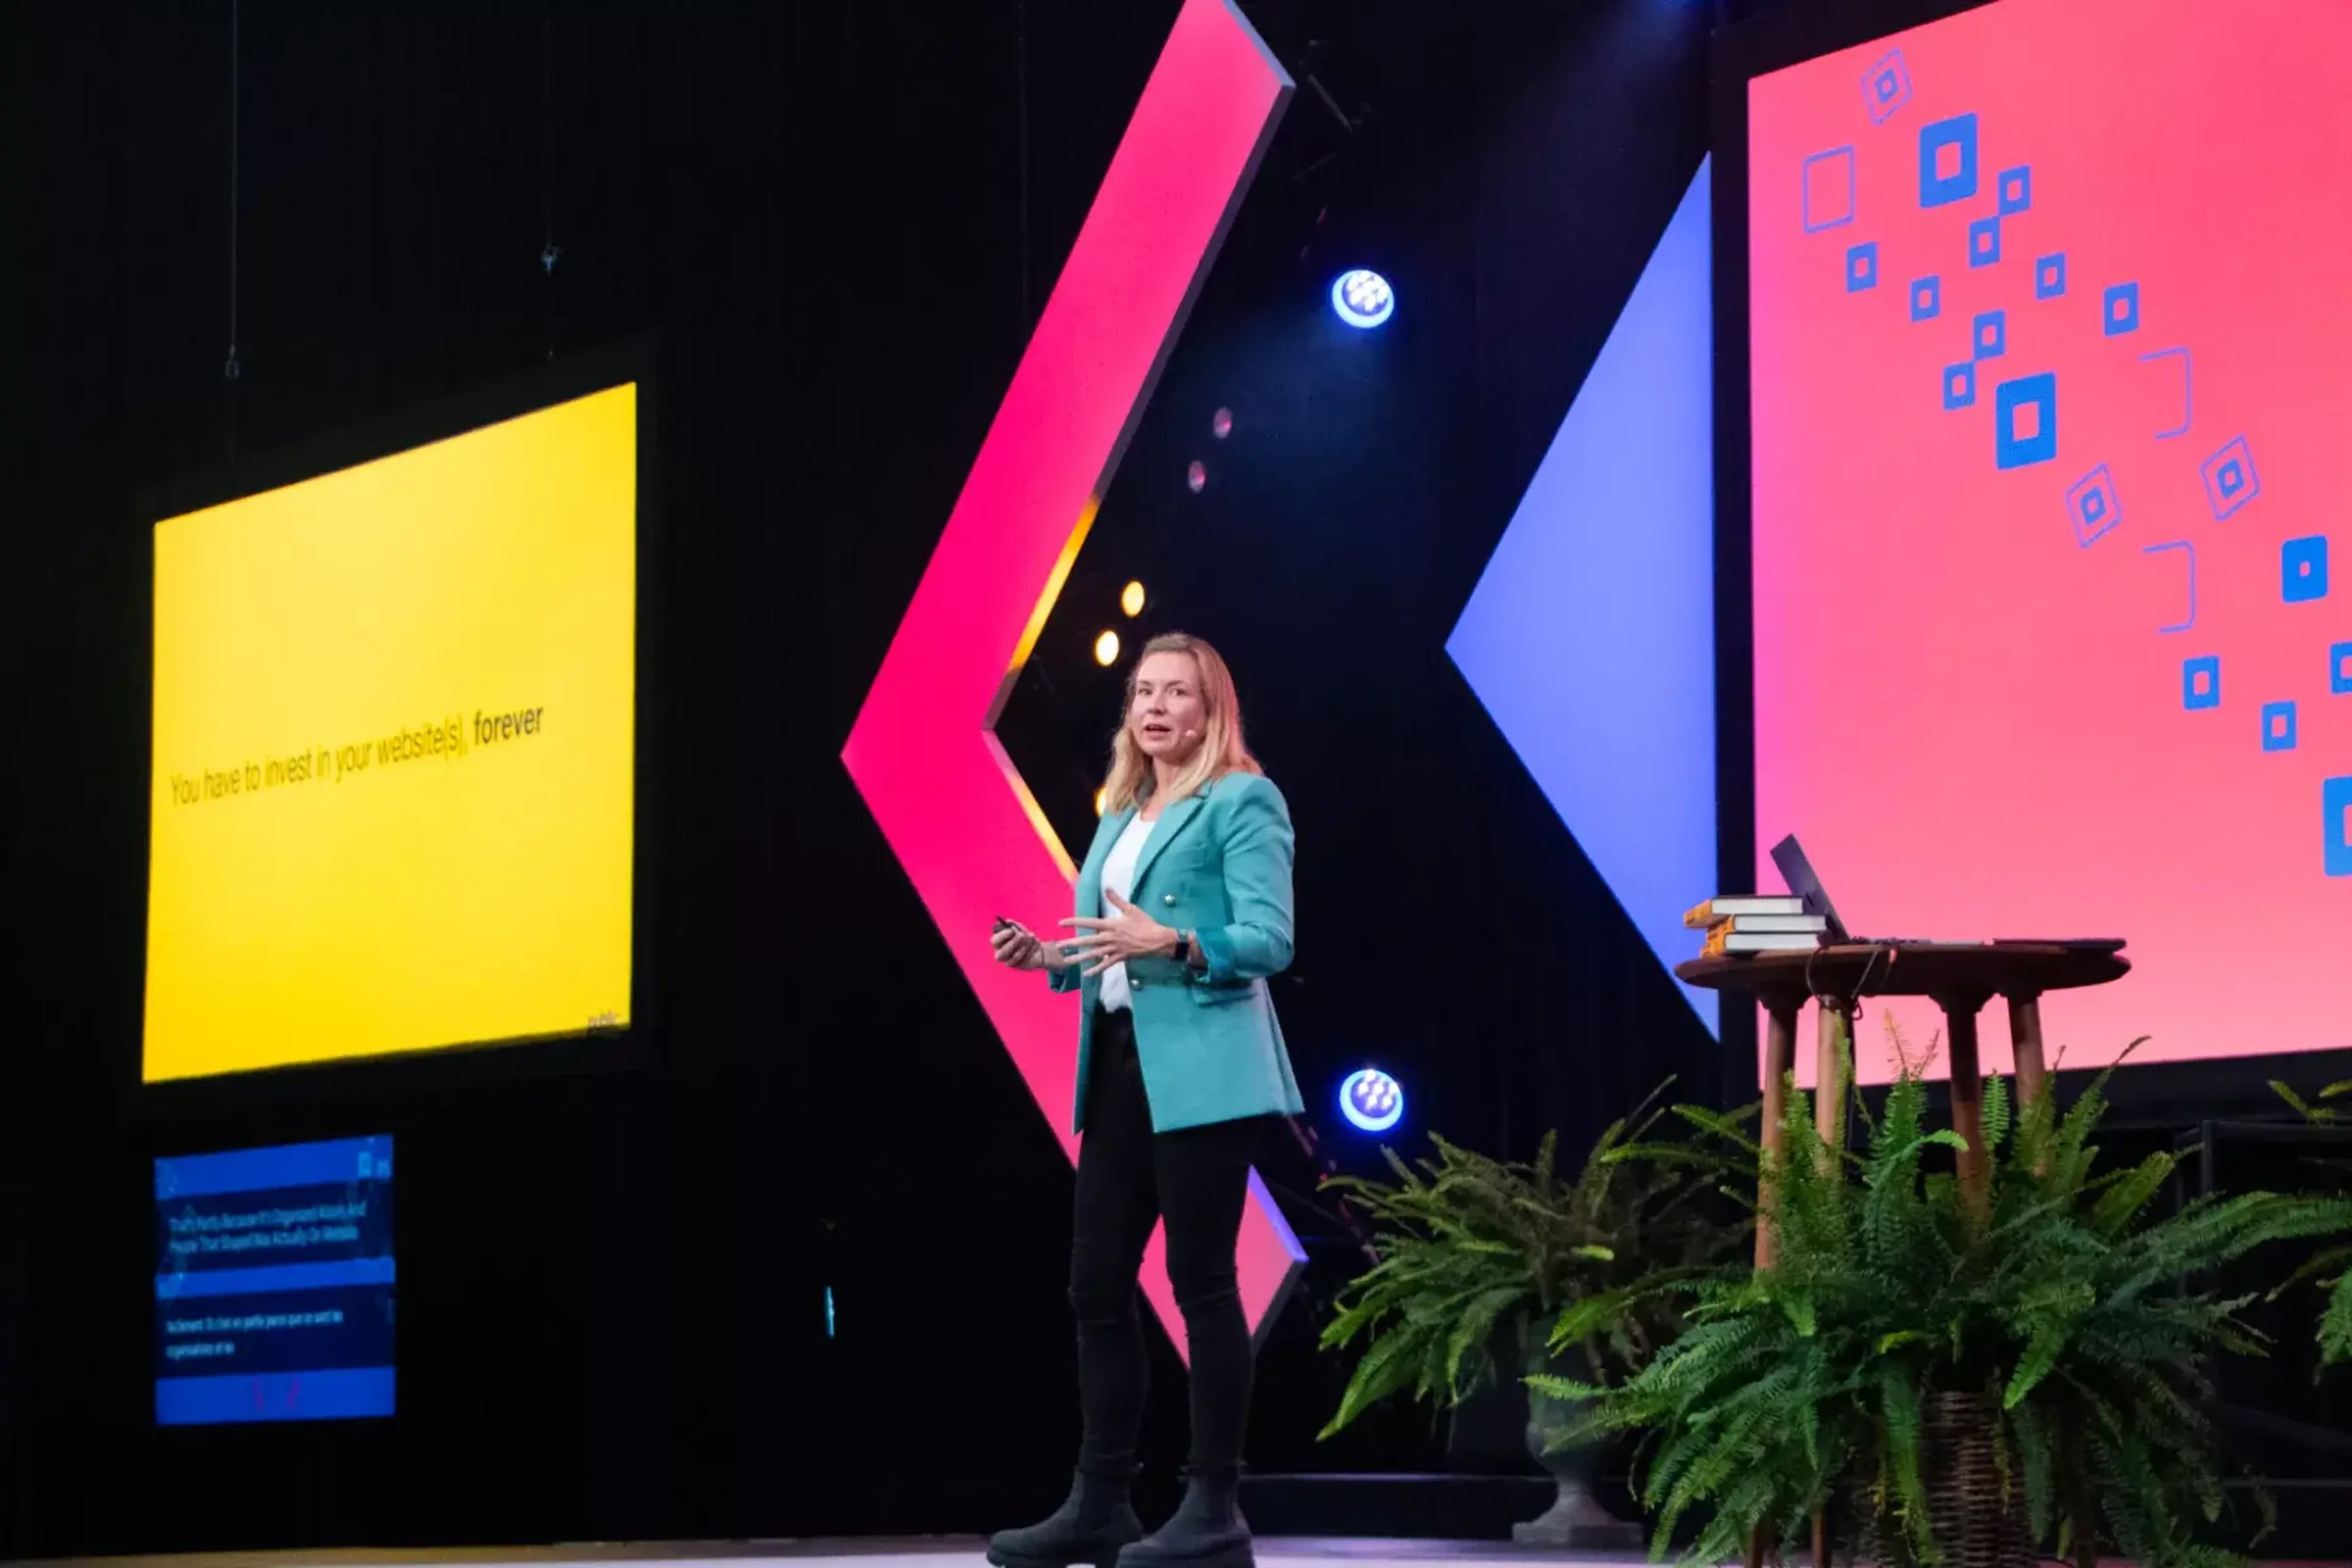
[1094,813,1157,1013]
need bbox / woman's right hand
[991,919,1069,972]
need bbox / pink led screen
[1749,0,2352,1082]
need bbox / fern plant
[1545,1019,2346,1568]
[1315,1085,1740,1440]
[2264,1077,2352,1365]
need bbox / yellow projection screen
[145,383,638,1083]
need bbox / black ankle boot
[1117,1468,1251,1568]
[987,1468,1146,1568]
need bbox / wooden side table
[1677,941,2129,1264]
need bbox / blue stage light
[1330,270,1394,329]
[1339,1068,1405,1133]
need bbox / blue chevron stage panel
[1447,157,1716,1032]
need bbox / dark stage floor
[7,1544,1657,1568]
[14,1545,2352,1568]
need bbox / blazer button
[1163,894,1177,906]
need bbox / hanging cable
[224,0,242,386]
[1014,0,1031,328]
[540,0,560,360]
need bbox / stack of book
[1684,895,1828,957]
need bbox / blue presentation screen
[153,1135,396,1425]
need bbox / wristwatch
[1172,929,1196,967]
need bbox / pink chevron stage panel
[1750,0,2352,1083]
[842,0,1304,1352]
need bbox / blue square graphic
[2201,436,2261,519]
[1943,361,1977,410]
[1803,147,1857,233]
[2328,777,2352,877]
[2035,254,2067,299]
[1994,372,2057,469]
[2263,700,2299,752]
[1969,216,2002,268]
[1972,310,2006,360]
[1997,165,2032,215]
[1911,276,1941,321]
[2066,464,2120,547]
[2182,655,2220,710]
[1919,114,1980,208]
[2332,642,2352,695]
[1847,242,1879,292]
[2284,535,2330,603]
[2103,281,2140,335]
[1863,50,1913,125]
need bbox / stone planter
[1514,1354,1642,1549]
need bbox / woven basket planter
[1844,1391,2036,1568]
[1922,1390,2035,1568]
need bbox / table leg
[1814,998,1854,1167]
[2007,992,2048,1109]
[1758,998,1800,1270]
[1941,993,1989,1219]
[2007,992,2051,1174]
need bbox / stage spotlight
[1330,269,1394,329]
[1094,629,1121,666]
[1339,1068,1404,1133]
[1212,407,1233,440]
[1186,460,1207,494]
[1094,786,1108,818]
[1121,579,1147,617]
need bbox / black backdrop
[0,0,1726,1556]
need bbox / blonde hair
[1101,631,1262,813]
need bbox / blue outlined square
[2145,541,2196,634]
[1943,361,1977,410]
[2201,436,2261,519]
[2035,254,2067,299]
[1972,310,2006,360]
[1918,114,1980,208]
[2328,778,2352,876]
[2183,655,2221,710]
[2144,347,2192,439]
[2284,535,2330,603]
[1911,276,1941,321]
[1994,372,2057,469]
[2263,701,2299,752]
[1847,243,1879,292]
[2332,642,2352,695]
[1997,165,2032,215]
[1863,50,1913,124]
[1969,216,2002,268]
[2067,464,2120,546]
[2103,282,2139,336]
[1803,147,1857,233]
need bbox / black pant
[1071,1006,1265,1478]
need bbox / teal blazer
[1054,772,1306,1135]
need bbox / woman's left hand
[1061,891,1179,978]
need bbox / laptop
[1766,835,2125,953]
[1768,834,1852,943]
